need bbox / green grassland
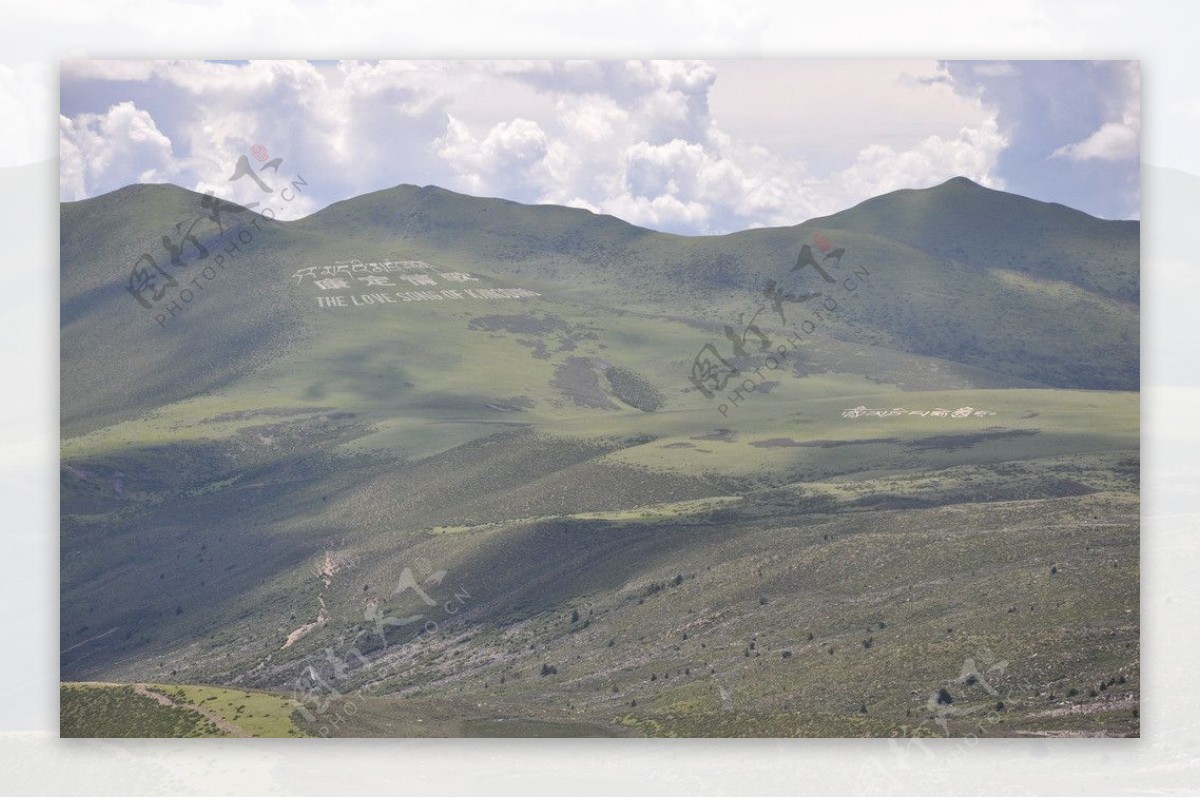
[60,177,1139,737]
[60,682,308,737]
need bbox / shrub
[604,366,665,412]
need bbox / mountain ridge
[60,174,1139,438]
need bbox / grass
[59,177,1139,737]
[60,682,309,738]
[61,683,222,738]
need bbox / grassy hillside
[60,682,308,737]
[60,176,1139,737]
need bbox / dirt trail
[134,684,248,738]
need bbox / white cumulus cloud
[58,60,1041,232]
[59,101,177,201]
[1052,62,1140,162]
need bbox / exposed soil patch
[484,396,536,412]
[903,429,1038,452]
[469,313,599,361]
[202,407,336,424]
[551,357,618,410]
[135,684,247,738]
[468,313,572,335]
[691,429,736,443]
[749,437,900,449]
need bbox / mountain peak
[936,175,986,190]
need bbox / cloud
[59,101,177,201]
[435,115,549,195]
[1052,62,1140,162]
[838,115,1008,199]
[972,62,1019,78]
[57,59,1134,231]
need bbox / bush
[936,688,954,705]
[540,663,557,676]
[604,366,665,412]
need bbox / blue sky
[58,59,1139,233]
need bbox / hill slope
[60,177,1140,738]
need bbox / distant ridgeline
[61,176,1137,432]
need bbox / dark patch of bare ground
[750,437,901,448]
[552,356,619,410]
[691,428,737,442]
[468,313,572,335]
[200,406,338,424]
[469,313,600,361]
[852,477,1097,510]
[903,428,1038,452]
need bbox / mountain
[60,177,1140,738]
[61,177,1138,436]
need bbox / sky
[58,59,1140,234]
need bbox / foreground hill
[60,177,1139,737]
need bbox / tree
[570,609,580,624]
